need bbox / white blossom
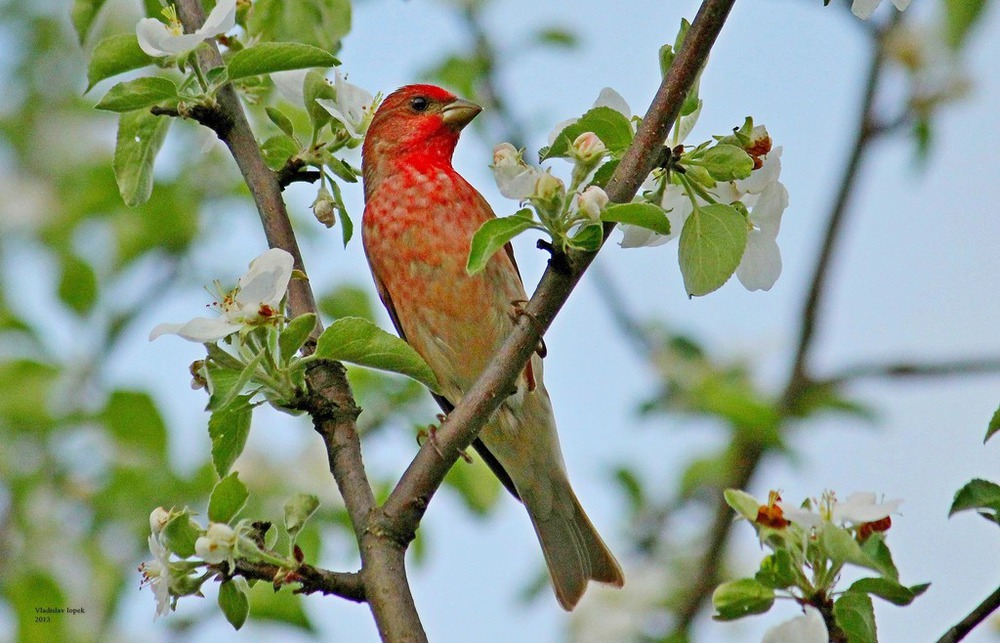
[149,248,293,343]
[833,492,903,524]
[851,0,911,21]
[136,0,237,58]
[492,143,543,200]
[576,185,609,221]
[139,534,173,619]
[547,87,632,144]
[316,70,378,140]
[194,522,236,565]
[570,131,607,165]
[149,507,171,535]
[762,606,829,643]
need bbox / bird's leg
[509,300,547,358]
[416,415,473,463]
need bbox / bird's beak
[441,98,482,130]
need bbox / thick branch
[174,2,421,639]
[936,584,1000,643]
[669,23,891,634]
[382,0,737,544]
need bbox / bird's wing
[371,268,521,500]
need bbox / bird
[360,84,624,610]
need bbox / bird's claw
[510,300,547,358]
[416,423,473,463]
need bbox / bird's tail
[520,473,625,611]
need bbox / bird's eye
[410,96,429,112]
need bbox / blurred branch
[588,262,656,356]
[936,583,1000,643]
[174,2,421,640]
[381,0,737,556]
[669,14,900,635]
[827,357,1000,383]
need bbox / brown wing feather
[371,270,521,500]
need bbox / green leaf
[534,27,577,48]
[755,550,797,590]
[260,134,300,171]
[711,578,774,621]
[678,203,747,296]
[280,313,317,362]
[113,109,171,206]
[71,0,109,44]
[444,454,502,516]
[314,317,439,391]
[283,493,320,542]
[86,34,154,91]
[227,43,339,81]
[860,533,899,581]
[659,43,675,78]
[950,478,1000,524]
[208,350,265,412]
[591,159,620,188]
[698,144,753,181]
[986,404,1000,443]
[613,467,645,513]
[601,202,671,235]
[247,0,351,56]
[833,591,877,643]
[265,106,296,137]
[162,513,202,558]
[58,253,99,315]
[208,395,254,477]
[219,580,250,630]
[848,578,929,606]
[541,106,633,161]
[0,360,58,431]
[102,389,168,458]
[944,0,987,50]
[6,572,67,643]
[466,214,536,275]
[303,70,336,127]
[248,581,314,631]
[318,284,375,322]
[723,489,760,521]
[568,223,603,251]
[209,472,249,523]
[95,77,179,112]
[821,524,895,578]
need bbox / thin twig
[827,357,1000,384]
[669,17,893,634]
[230,559,366,603]
[936,584,1000,643]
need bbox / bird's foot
[509,300,547,358]
[416,423,473,463]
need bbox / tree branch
[381,0,737,549]
[669,17,896,634]
[826,357,1000,384]
[230,559,366,603]
[936,583,1000,643]
[173,2,423,639]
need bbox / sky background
[45,0,1000,640]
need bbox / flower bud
[532,171,565,202]
[493,143,542,200]
[576,185,609,221]
[493,142,520,167]
[194,522,236,564]
[311,187,336,228]
[149,507,171,535]
[570,132,607,165]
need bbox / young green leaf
[283,493,320,542]
[698,144,754,182]
[102,390,168,458]
[949,478,1000,524]
[226,43,339,81]
[601,202,671,235]
[591,159,620,188]
[219,580,249,630]
[847,578,929,607]
[265,106,296,138]
[678,203,747,296]
[113,110,171,206]
[303,70,336,128]
[541,106,633,161]
[208,351,265,412]
[162,513,201,558]
[467,214,536,275]
[209,472,250,524]
[711,578,775,621]
[833,591,877,643]
[95,77,179,113]
[260,134,300,171]
[755,550,797,590]
[723,488,760,521]
[986,404,1000,443]
[208,395,254,477]
[57,253,98,315]
[568,223,603,251]
[314,317,440,391]
[86,34,154,91]
[280,313,317,362]
[944,0,987,50]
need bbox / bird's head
[362,84,481,193]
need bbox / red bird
[361,84,624,610]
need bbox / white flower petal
[198,0,237,37]
[779,504,823,529]
[741,146,783,196]
[891,0,911,9]
[763,606,829,643]
[619,225,670,249]
[593,87,631,117]
[672,99,702,146]
[547,117,578,145]
[737,231,782,292]
[833,493,903,524]
[750,180,789,239]
[136,19,203,56]
[236,248,294,309]
[271,69,309,106]
[494,162,541,200]
[150,317,242,342]
[851,0,882,19]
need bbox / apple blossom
[139,534,173,618]
[316,70,379,141]
[576,185,609,221]
[492,143,542,200]
[149,248,293,343]
[136,0,237,58]
[780,491,902,529]
[570,131,608,165]
[149,507,171,535]
[548,86,632,144]
[194,522,236,565]
[762,606,828,643]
